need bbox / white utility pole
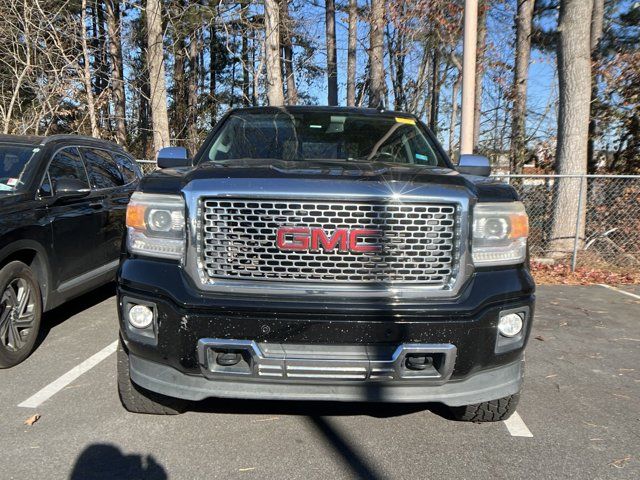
[460,0,478,155]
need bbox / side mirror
[457,154,491,177]
[54,178,91,200]
[157,147,191,169]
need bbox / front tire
[117,337,185,415]
[450,393,520,422]
[0,261,42,368]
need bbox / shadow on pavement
[35,282,115,350]
[308,415,385,480]
[191,396,452,419]
[69,443,166,480]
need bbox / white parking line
[18,341,118,409]
[503,412,533,437]
[599,284,640,300]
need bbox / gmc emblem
[276,227,382,253]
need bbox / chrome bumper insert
[197,339,456,383]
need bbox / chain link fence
[494,174,640,272]
[135,160,640,273]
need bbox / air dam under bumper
[128,347,524,405]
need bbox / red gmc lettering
[311,229,348,252]
[277,227,382,253]
[349,229,383,253]
[277,227,310,251]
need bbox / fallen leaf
[24,414,41,426]
[535,335,546,341]
[609,455,632,469]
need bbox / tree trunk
[186,32,199,155]
[473,0,487,150]
[209,23,218,125]
[81,0,99,137]
[368,0,385,108]
[548,0,594,257]
[264,0,284,106]
[510,0,534,173]
[325,0,338,106]
[449,73,462,158]
[429,50,440,134]
[346,0,357,107]
[146,0,171,154]
[172,37,186,143]
[280,0,297,104]
[105,0,127,145]
[587,0,604,173]
[241,6,251,106]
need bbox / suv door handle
[89,201,104,210]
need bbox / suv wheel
[0,261,42,368]
[450,393,520,422]
[117,337,185,415]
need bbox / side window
[45,147,90,195]
[83,148,124,189]
[114,153,141,184]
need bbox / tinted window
[204,112,445,167]
[114,154,141,184]
[0,143,38,193]
[83,148,123,189]
[47,147,90,194]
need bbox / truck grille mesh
[199,199,457,285]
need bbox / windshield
[203,112,448,167]
[0,143,38,193]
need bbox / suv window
[83,148,124,189]
[114,153,141,184]
[42,147,90,196]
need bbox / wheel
[450,393,520,422]
[0,261,42,368]
[117,337,185,415]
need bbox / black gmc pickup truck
[117,106,535,421]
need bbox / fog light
[128,305,154,329]
[498,313,523,337]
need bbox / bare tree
[81,0,99,137]
[105,0,127,145]
[325,0,338,105]
[280,0,297,104]
[587,0,604,172]
[186,31,199,154]
[346,0,357,107]
[548,0,594,255]
[473,0,487,149]
[510,0,534,172]
[368,0,385,108]
[146,0,171,153]
[264,0,284,106]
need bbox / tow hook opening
[405,354,433,371]
[216,351,242,367]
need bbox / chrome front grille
[199,198,458,285]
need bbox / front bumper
[129,351,523,405]
[118,258,534,404]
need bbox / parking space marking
[599,284,640,300]
[18,341,118,409]
[503,412,533,437]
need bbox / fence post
[571,176,586,272]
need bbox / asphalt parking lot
[1,284,638,479]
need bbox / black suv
[0,135,142,367]
[117,107,534,421]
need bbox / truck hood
[140,158,517,202]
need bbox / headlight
[126,192,185,260]
[472,202,528,266]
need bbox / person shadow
[69,443,167,480]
